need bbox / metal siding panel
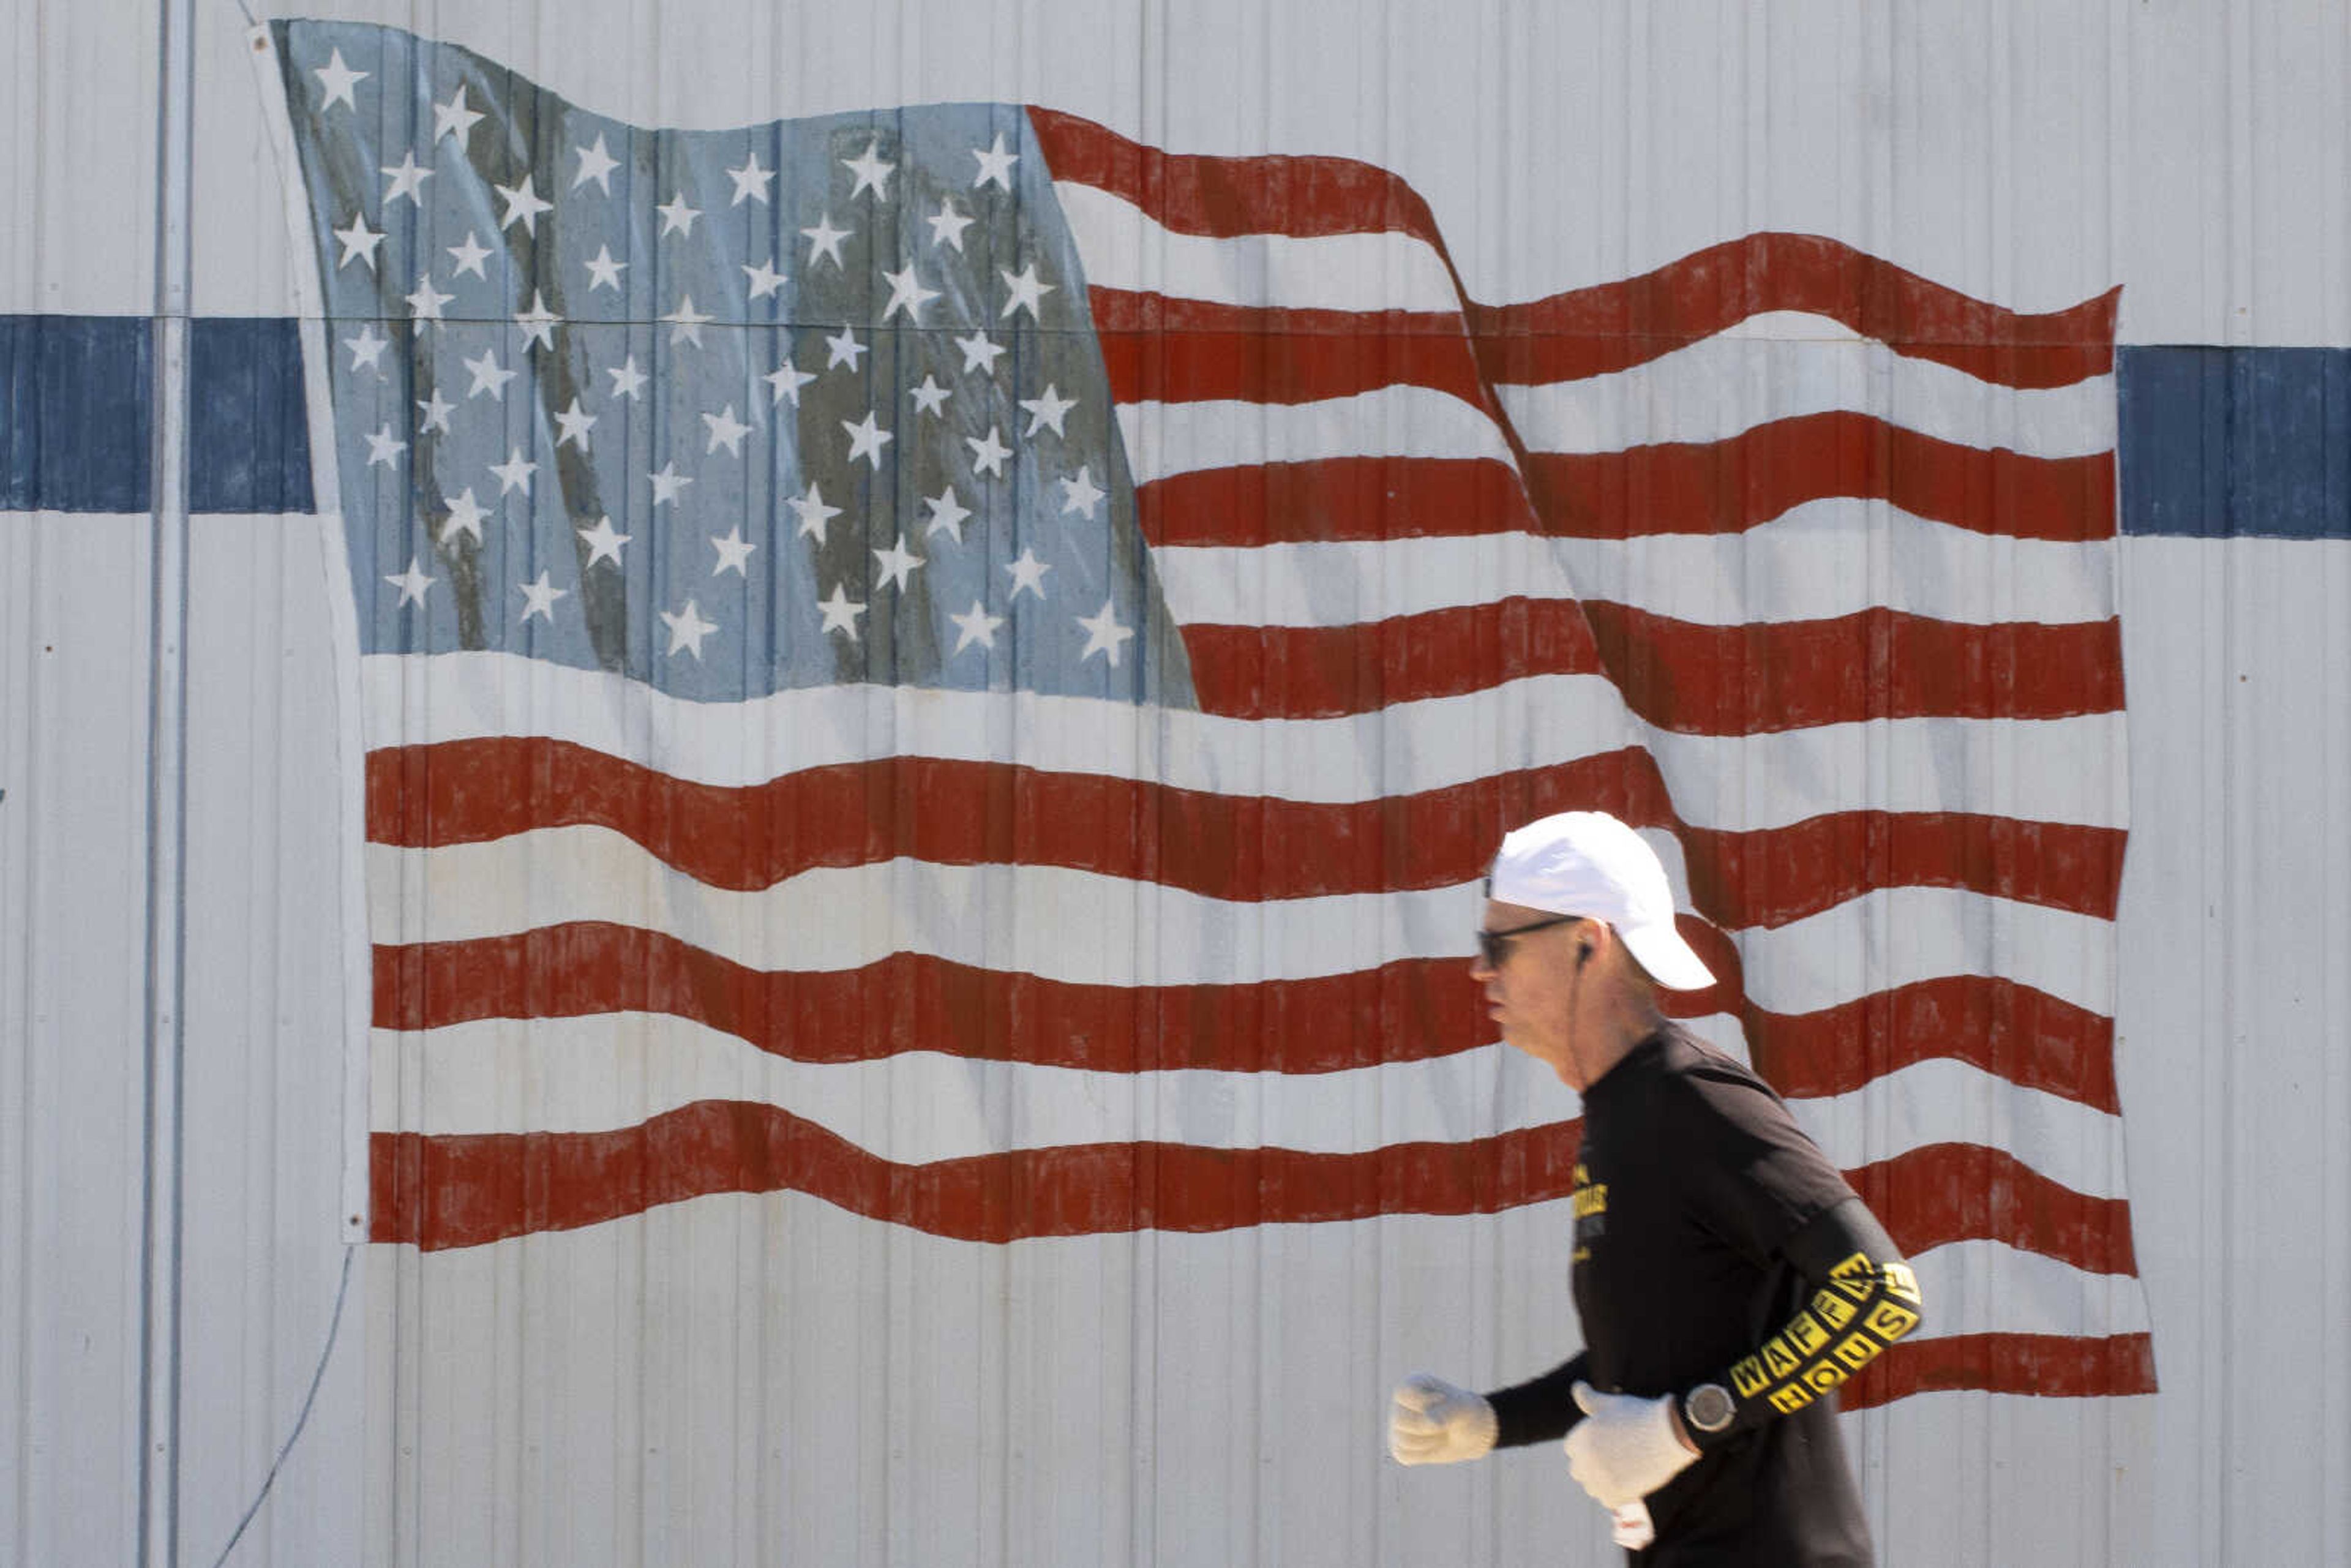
[0,0,159,314]
[172,511,366,1568]
[0,511,154,1568]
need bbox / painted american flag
[270,18,2148,1410]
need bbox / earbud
[1577,943,1594,968]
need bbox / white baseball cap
[1487,811,1715,991]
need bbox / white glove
[1387,1373,1499,1465]
[1562,1382,1697,1508]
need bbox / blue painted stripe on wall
[4,317,2345,537]
[2118,345,2351,539]
[1,315,154,512]
[187,318,313,514]
[1,315,312,514]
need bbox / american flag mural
[269,17,2147,1413]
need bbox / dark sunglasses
[1474,913,1584,969]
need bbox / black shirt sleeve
[1483,1351,1589,1448]
[1690,1196,1925,1448]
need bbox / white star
[954,331,1005,375]
[1004,547,1051,600]
[726,152,774,206]
[842,139,896,199]
[817,583,868,639]
[315,48,368,111]
[1059,465,1106,519]
[710,527,756,577]
[702,404,751,457]
[462,348,516,399]
[1019,384,1078,438]
[386,557,435,606]
[445,230,492,280]
[577,515,631,567]
[380,151,432,205]
[432,84,483,147]
[999,261,1054,320]
[583,244,627,293]
[909,375,951,416]
[663,293,713,348]
[966,426,1011,478]
[922,486,972,544]
[438,487,489,543]
[801,212,852,269]
[842,409,894,467]
[607,356,648,400]
[871,535,923,593]
[763,358,816,407]
[405,274,453,321]
[948,598,1005,655]
[518,570,568,624]
[787,483,840,541]
[879,262,941,324]
[657,190,702,238]
[661,599,719,659]
[495,174,553,236]
[743,256,787,299]
[553,399,596,452]
[514,291,561,351]
[343,324,389,373]
[572,133,619,195]
[972,131,1019,191]
[825,326,867,371]
[648,462,692,507]
[489,446,537,497]
[333,212,382,271]
[1080,600,1139,666]
[415,389,454,435]
[364,424,407,468]
[927,198,975,252]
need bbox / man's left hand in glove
[1562,1382,1698,1509]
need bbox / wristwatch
[1682,1382,1735,1436]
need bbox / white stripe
[379,1019,2121,1205]
[359,652,2129,832]
[1544,503,2117,628]
[1496,312,2115,460]
[1053,179,1461,313]
[1152,516,2117,631]
[1150,531,1579,629]
[1735,885,2115,1016]
[1902,1239,2149,1340]
[1785,1057,2124,1202]
[368,831,2110,1013]
[1114,388,1513,487]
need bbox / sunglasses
[1474,913,1584,969]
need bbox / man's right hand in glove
[1387,1373,1499,1465]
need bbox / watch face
[1687,1384,1734,1433]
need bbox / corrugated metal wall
[4,3,2349,1566]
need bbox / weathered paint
[5,4,2351,1568]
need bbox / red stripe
[1092,291,1486,407]
[364,739,2121,922]
[1841,1331,2156,1409]
[1468,234,2117,389]
[370,1101,2126,1266]
[1028,105,1448,246]
[1134,456,1539,547]
[1662,919,2118,1113]
[1180,597,1607,719]
[1520,414,2115,542]
[369,1103,1583,1250]
[1578,603,2124,735]
[373,925,2118,1112]
[1859,1143,2136,1275]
